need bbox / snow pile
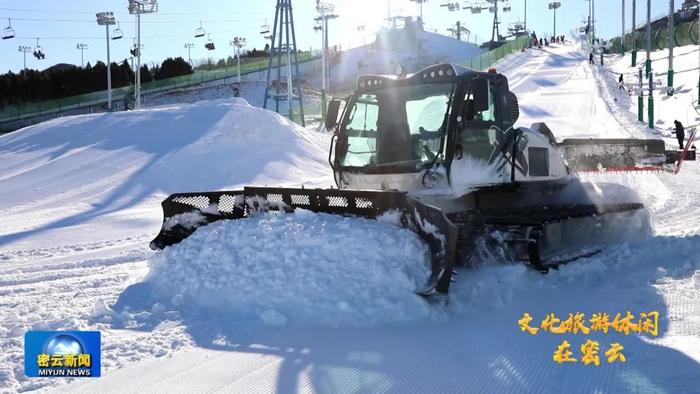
[0,98,331,212]
[136,210,433,327]
[449,156,503,192]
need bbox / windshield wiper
[424,86,456,170]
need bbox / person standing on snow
[673,120,686,150]
[618,74,625,90]
[589,53,594,64]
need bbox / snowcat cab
[150,64,694,296]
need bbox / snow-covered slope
[0,42,698,394]
[607,44,700,148]
[138,29,483,110]
[331,28,482,92]
[0,98,333,393]
[0,98,331,251]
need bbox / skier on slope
[673,120,686,150]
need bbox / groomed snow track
[0,42,698,394]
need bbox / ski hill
[140,25,483,110]
[0,41,698,394]
[329,23,483,92]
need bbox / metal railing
[460,36,532,71]
[611,20,698,53]
[0,51,321,124]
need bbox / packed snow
[123,210,432,328]
[0,38,698,394]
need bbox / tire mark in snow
[0,235,151,265]
[0,250,149,289]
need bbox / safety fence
[610,20,699,53]
[460,36,532,71]
[0,51,321,124]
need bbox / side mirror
[325,99,342,131]
[471,77,489,112]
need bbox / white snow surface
[0,40,698,393]
[319,28,481,92]
[141,210,432,327]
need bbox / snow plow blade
[150,187,458,295]
[557,138,678,172]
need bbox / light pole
[184,43,194,66]
[18,45,31,70]
[230,37,246,84]
[128,0,158,110]
[632,0,637,66]
[357,25,367,47]
[410,0,427,26]
[585,0,592,47]
[646,0,653,128]
[622,0,625,52]
[548,2,561,38]
[667,0,674,96]
[76,43,89,68]
[315,1,338,119]
[592,0,595,41]
[645,0,651,78]
[97,12,117,110]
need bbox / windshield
[339,83,454,169]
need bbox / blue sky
[0,0,674,73]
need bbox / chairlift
[205,34,215,51]
[195,21,206,38]
[130,39,142,57]
[2,18,14,40]
[260,22,270,36]
[112,23,123,40]
[33,38,45,59]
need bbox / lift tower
[263,0,306,126]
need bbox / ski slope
[0,42,698,394]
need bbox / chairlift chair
[2,19,14,40]
[130,39,142,57]
[195,21,206,38]
[112,23,123,40]
[33,38,45,59]
[471,8,482,14]
[205,34,215,51]
[503,6,511,12]
[260,22,270,36]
